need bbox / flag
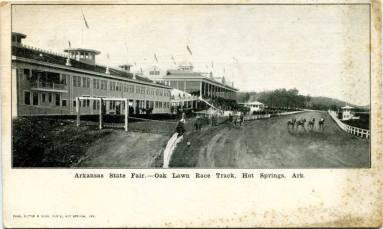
[211,61,214,68]
[68,40,71,48]
[186,45,193,55]
[107,52,110,60]
[154,54,158,63]
[232,57,239,63]
[171,55,176,65]
[81,9,90,29]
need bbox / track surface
[80,131,168,167]
[172,111,370,168]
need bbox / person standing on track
[175,112,186,136]
[194,115,201,131]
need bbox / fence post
[99,98,103,130]
[76,97,80,127]
[125,98,129,132]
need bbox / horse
[287,118,296,129]
[308,117,315,130]
[233,116,243,127]
[318,118,325,131]
[296,118,306,131]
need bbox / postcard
[1,1,382,227]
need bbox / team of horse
[288,117,325,131]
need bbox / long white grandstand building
[11,32,172,117]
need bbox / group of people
[287,116,325,131]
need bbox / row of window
[24,91,66,107]
[72,75,169,97]
[21,69,170,97]
[23,91,170,111]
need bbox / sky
[12,4,370,105]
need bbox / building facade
[341,105,355,120]
[11,32,172,117]
[240,101,265,113]
[162,65,238,100]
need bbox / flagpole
[106,52,110,74]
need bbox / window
[33,92,38,105]
[24,91,30,105]
[61,74,68,85]
[73,100,76,108]
[55,94,60,106]
[62,99,67,107]
[93,101,96,110]
[149,70,160,75]
[93,79,97,89]
[48,93,52,103]
[82,77,87,88]
[23,69,30,80]
[87,78,90,88]
[100,80,107,90]
[73,76,81,87]
[42,93,46,103]
[87,100,90,107]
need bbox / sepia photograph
[11,4,371,168]
[2,1,382,228]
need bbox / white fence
[244,110,304,121]
[328,110,370,139]
[244,114,271,121]
[276,110,305,116]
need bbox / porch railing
[30,81,68,91]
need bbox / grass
[13,117,113,167]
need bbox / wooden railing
[31,81,68,91]
[328,110,370,139]
[18,44,68,58]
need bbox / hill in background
[237,90,369,111]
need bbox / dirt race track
[171,111,370,168]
